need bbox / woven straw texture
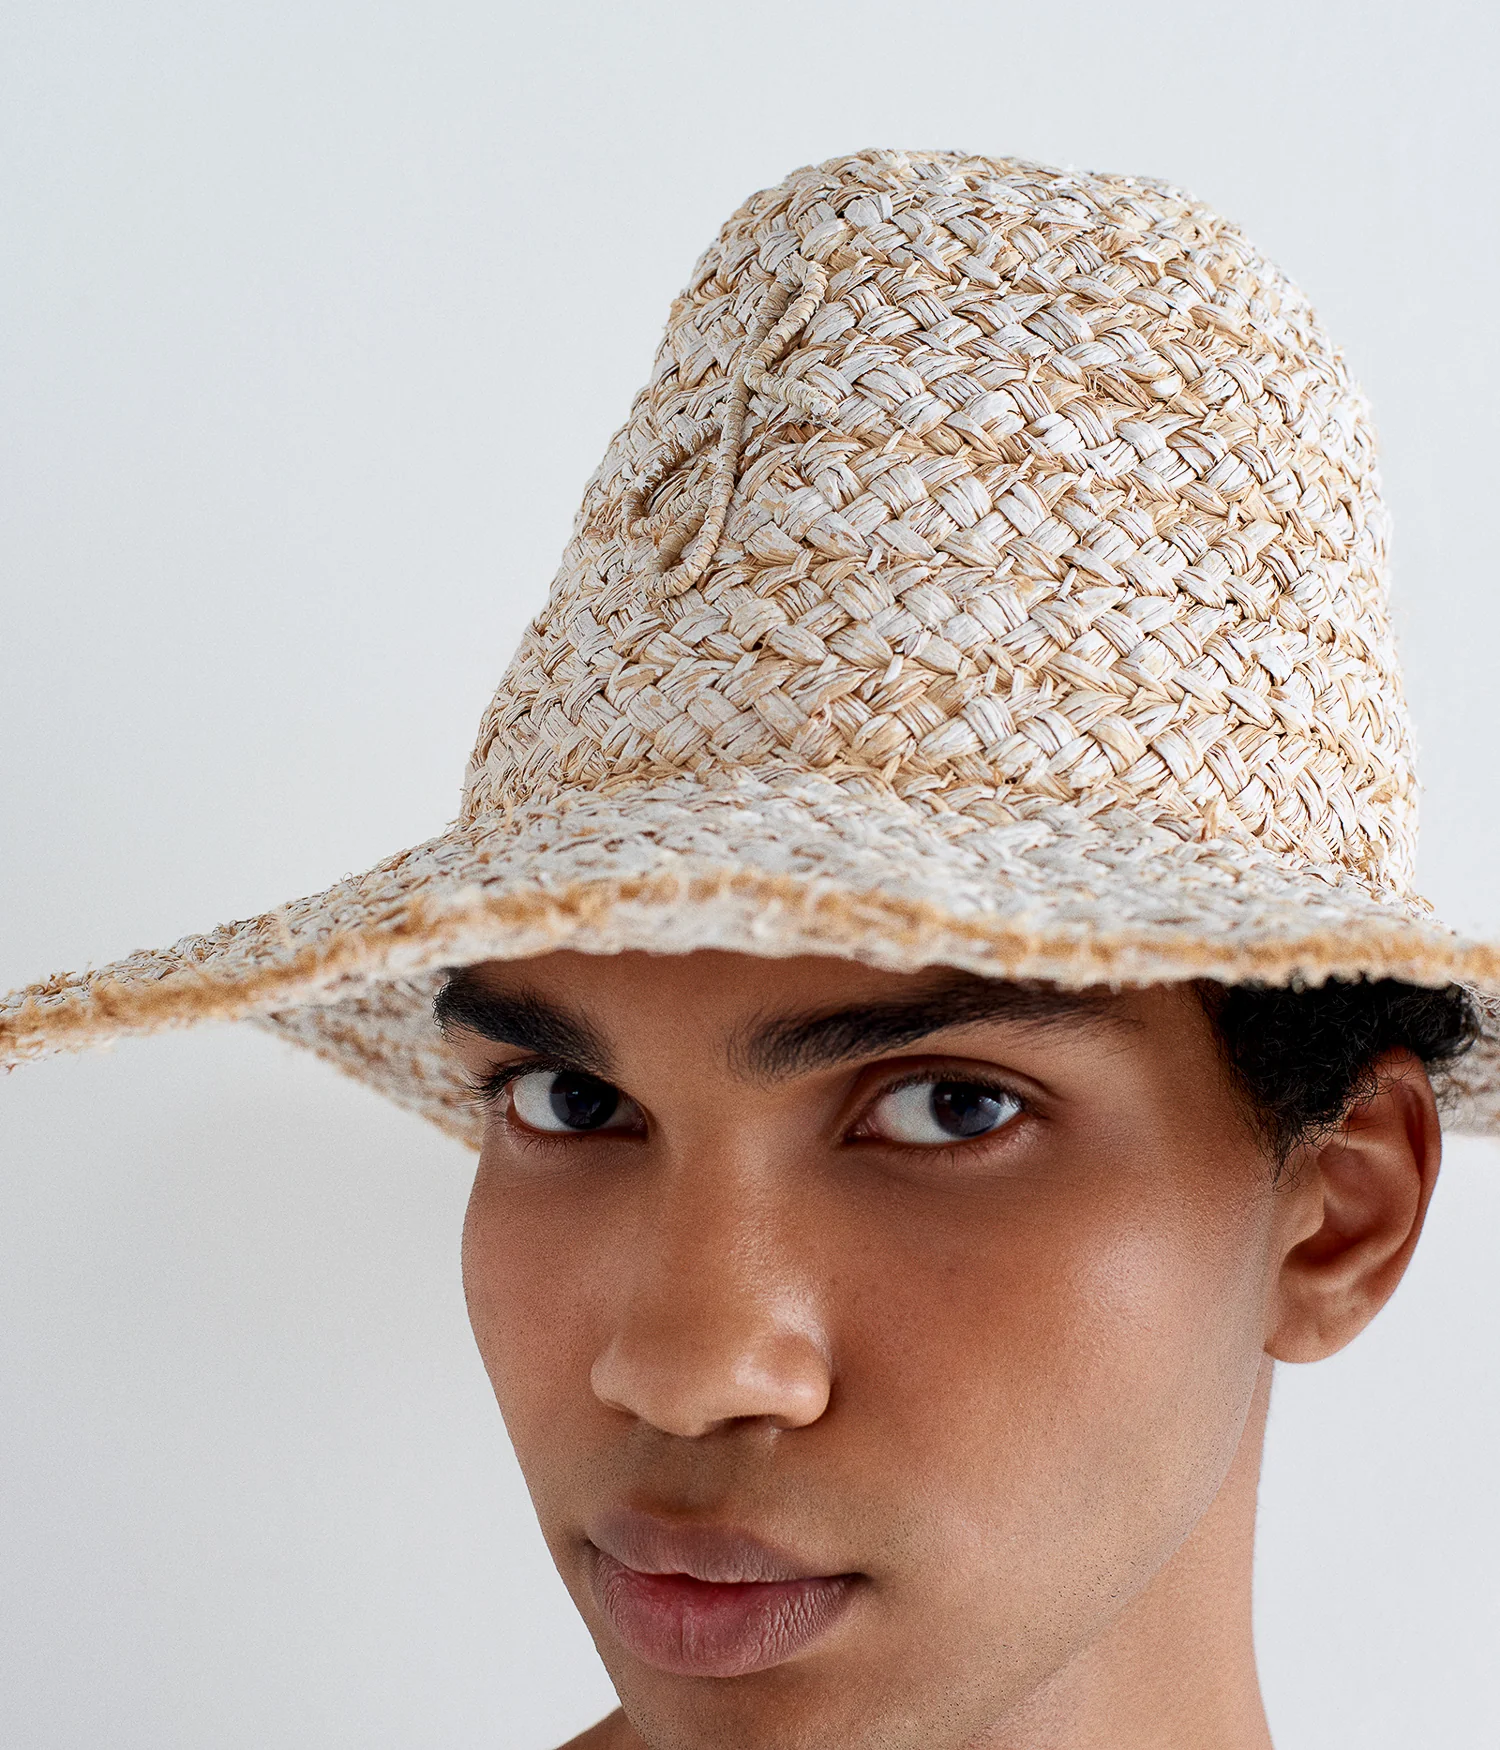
[5,147,1498,1146]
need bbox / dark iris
[929,1082,1011,1138]
[549,1071,621,1131]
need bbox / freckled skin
[447,951,1441,1750]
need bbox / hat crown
[463,148,1414,898]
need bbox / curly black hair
[1198,978,1480,1169]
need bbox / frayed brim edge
[6,863,1499,1067]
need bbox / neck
[566,1362,1276,1750]
[976,1357,1275,1750]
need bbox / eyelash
[467,1058,1031,1144]
[467,1057,561,1109]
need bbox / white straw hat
[6,147,1499,1145]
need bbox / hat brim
[6,769,1498,1146]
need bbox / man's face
[448,952,1287,1749]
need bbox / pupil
[549,1072,619,1131]
[929,1082,1006,1138]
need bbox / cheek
[847,1172,1273,1617]
[1049,1201,1270,1509]
[459,1157,604,1446]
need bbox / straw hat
[6,147,1499,1146]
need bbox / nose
[589,1187,832,1438]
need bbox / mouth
[585,1509,862,1679]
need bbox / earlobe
[1266,1050,1442,1365]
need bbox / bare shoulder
[556,1708,637,1749]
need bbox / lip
[585,1509,860,1678]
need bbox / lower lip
[588,1549,857,1678]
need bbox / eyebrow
[433,965,1135,1087]
[733,973,1136,1083]
[433,971,613,1076]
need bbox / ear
[1266,1049,1443,1365]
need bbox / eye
[508,1069,641,1134]
[865,1077,1022,1146]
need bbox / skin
[441,950,1441,1750]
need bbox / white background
[3,2,1498,1745]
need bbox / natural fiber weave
[5,147,1499,1143]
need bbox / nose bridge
[590,1145,832,1438]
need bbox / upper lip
[588,1507,849,1585]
